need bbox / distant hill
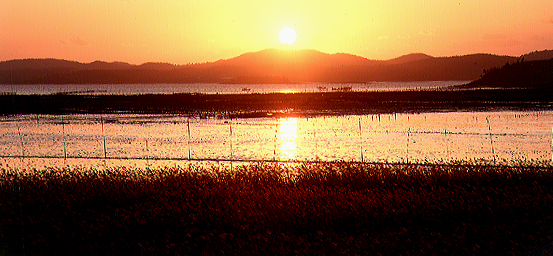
[213,50,516,82]
[464,58,553,89]
[218,49,376,67]
[137,62,178,70]
[208,49,381,83]
[379,53,516,81]
[0,59,168,71]
[0,58,84,70]
[385,53,433,65]
[86,61,134,70]
[520,50,553,62]
[1,49,551,84]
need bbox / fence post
[486,117,496,164]
[187,118,191,160]
[359,117,363,162]
[62,117,67,161]
[145,137,149,166]
[101,115,107,158]
[444,129,449,160]
[313,119,318,160]
[406,128,410,163]
[17,124,25,160]
[229,119,233,171]
[273,122,277,161]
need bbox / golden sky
[1,0,552,64]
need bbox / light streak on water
[1,111,552,169]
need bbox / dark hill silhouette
[520,49,553,62]
[1,49,551,84]
[385,53,433,65]
[0,59,177,71]
[463,58,553,89]
[86,61,133,70]
[198,49,519,83]
[217,49,376,67]
[210,49,381,83]
[0,58,83,70]
[381,54,517,81]
[138,62,178,70]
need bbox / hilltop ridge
[1,49,551,84]
[465,58,553,89]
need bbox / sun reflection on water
[2,111,552,169]
[278,90,297,93]
[278,118,297,160]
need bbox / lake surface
[0,81,467,95]
[1,111,551,169]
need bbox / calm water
[1,111,551,169]
[0,81,467,95]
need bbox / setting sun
[279,28,297,45]
[2,1,552,64]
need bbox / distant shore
[3,50,552,84]
[1,88,552,117]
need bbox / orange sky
[1,0,552,64]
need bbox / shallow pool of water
[1,111,551,169]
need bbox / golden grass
[1,161,552,255]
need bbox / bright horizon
[1,0,552,65]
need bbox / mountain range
[1,49,552,84]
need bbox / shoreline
[1,88,552,117]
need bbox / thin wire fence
[1,112,552,169]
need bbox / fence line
[2,113,552,167]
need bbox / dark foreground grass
[1,162,553,255]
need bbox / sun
[279,28,297,45]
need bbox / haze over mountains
[1,49,552,84]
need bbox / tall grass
[1,161,552,255]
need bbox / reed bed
[1,161,552,255]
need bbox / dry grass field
[2,161,552,255]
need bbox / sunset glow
[1,0,552,64]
